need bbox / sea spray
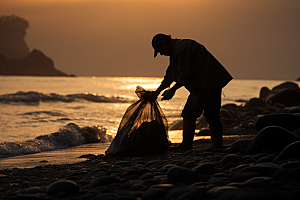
[0,123,112,158]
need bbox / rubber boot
[205,122,223,151]
[170,118,196,151]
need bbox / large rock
[0,50,68,76]
[266,88,300,106]
[246,126,300,154]
[271,81,299,92]
[255,114,300,132]
[0,15,70,76]
[274,141,300,162]
[259,82,300,105]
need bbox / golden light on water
[117,77,162,91]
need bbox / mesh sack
[106,86,170,156]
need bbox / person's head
[152,33,172,57]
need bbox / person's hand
[161,88,175,100]
[148,91,159,102]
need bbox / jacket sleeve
[161,64,173,87]
[176,46,192,86]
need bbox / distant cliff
[0,15,71,76]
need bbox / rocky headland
[0,15,72,77]
[1,81,300,200]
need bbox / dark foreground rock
[1,134,300,200]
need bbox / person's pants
[181,91,221,124]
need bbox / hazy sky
[1,0,300,80]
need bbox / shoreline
[0,132,254,171]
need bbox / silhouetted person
[149,33,233,151]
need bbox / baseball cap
[152,33,171,58]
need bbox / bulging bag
[106,86,170,156]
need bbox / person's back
[150,33,232,151]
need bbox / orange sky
[1,0,300,79]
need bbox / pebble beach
[1,81,300,200]
[2,132,300,200]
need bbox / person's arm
[148,82,170,101]
[161,82,183,100]
[148,64,173,101]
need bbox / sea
[0,76,298,169]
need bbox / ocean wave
[0,91,134,103]
[0,123,112,159]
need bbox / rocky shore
[1,132,300,200]
[1,81,300,200]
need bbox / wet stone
[163,187,200,200]
[239,176,275,189]
[144,160,161,167]
[154,175,167,180]
[243,163,283,176]
[232,171,262,182]
[281,161,300,169]
[161,164,178,172]
[233,191,269,200]
[176,186,207,200]
[122,170,146,177]
[141,188,167,200]
[138,173,153,180]
[114,161,130,166]
[221,154,243,165]
[222,162,239,171]
[184,149,196,155]
[98,162,111,169]
[190,182,208,187]
[192,150,205,155]
[47,180,79,196]
[208,177,231,186]
[142,178,160,186]
[229,140,252,154]
[231,163,252,172]
[193,162,215,175]
[135,164,144,168]
[274,141,300,162]
[149,184,174,190]
[25,187,42,194]
[167,167,199,185]
[212,172,228,177]
[94,193,117,200]
[207,185,238,195]
[256,156,274,164]
[210,155,224,162]
[91,176,120,187]
[130,157,144,162]
[124,174,139,180]
[273,169,300,182]
[251,153,271,161]
[9,195,43,200]
[182,161,198,168]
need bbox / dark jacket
[161,39,233,106]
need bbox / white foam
[0,123,112,159]
[0,91,134,103]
